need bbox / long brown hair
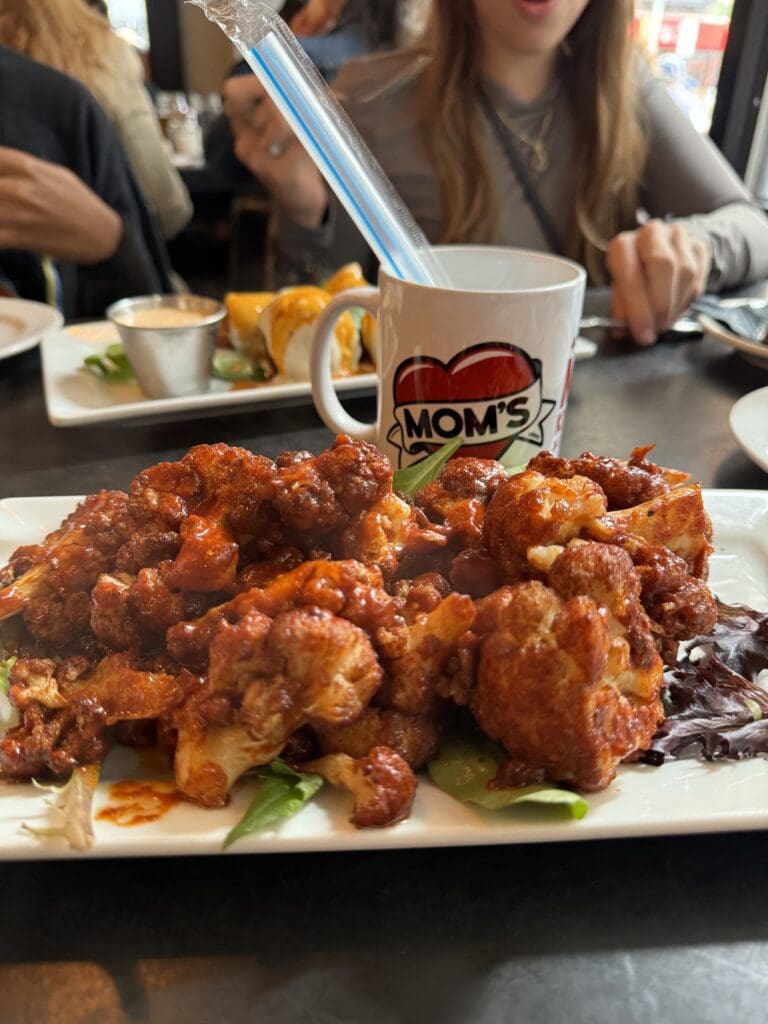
[0,0,121,97]
[418,0,647,282]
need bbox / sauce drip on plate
[97,780,181,827]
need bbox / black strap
[478,88,563,255]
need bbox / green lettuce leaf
[83,343,135,382]
[0,654,15,694]
[211,349,266,382]
[223,759,324,850]
[428,733,587,818]
[0,654,17,731]
[392,436,464,498]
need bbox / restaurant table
[1,329,768,1024]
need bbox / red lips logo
[388,342,555,467]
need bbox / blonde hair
[418,0,647,283]
[0,0,122,97]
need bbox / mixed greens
[645,601,768,764]
[83,343,266,385]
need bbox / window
[105,0,150,52]
[633,0,736,134]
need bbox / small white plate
[41,323,597,428]
[0,298,63,361]
[698,302,768,368]
[1,489,768,859]
[730,386,768,474]
[41,322,377,427]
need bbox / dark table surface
[1,330,768,1024]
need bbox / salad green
[223,759,324,850]
[428,732,588,818]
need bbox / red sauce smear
[97,780,181,827]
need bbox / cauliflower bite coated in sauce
[0,440,717,826]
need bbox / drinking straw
[188,0,449,287]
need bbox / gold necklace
[494,106,554,174]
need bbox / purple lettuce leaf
[642,600,768,765]
[679,600,768,681]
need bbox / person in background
[206,0,399,187]
[0,0,193,240]
[227,0,768,346]
[0,45,173,318]
[287,0,399,82]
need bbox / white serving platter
[40,322,377,426]
[0,489,767,859]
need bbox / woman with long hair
[0,0,192,239]
[225,0,768,345]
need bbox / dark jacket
[0,46,173,319]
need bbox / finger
[223,94,262,122]
[666,224,701,316]
[0,145,37,176]
[221,76,266,118]
[635,221,679,331]
[247,101,276,135]
[289,11,312,33]
[669,225,710,307]
[233,130,272,178]
[256,118,294,158]
[606,231,657,345]
[290,9,327,35]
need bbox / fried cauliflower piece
[0,491,129,647]
[376,592,476,715]
[303,746,416,827]
[528,446,689,511]
[472,542,664,791]
[415,457,508,546]
[317,706,443,768]
[167,558,399,672]
[128,442,277,535]
[0,654,191,779]
[126,444,277,596]
[448,548,505,599]
[337,492,446,577]
[273,434,392,535]
[172,607,382,806]
[483,470,607,578]
[621,540,717,651]
[602,483,713,578]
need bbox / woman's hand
[0,147,122,264]
[289,0,348,37]
[606,220,711,345]
[222,76,328,229]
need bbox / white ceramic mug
[311,245,586,469]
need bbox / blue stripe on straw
[249,43,412,282]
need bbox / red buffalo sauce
[97,780,181,827]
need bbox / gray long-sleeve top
[276,49,768,289]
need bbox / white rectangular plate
[1,490,767,859]
[40,322,377,426]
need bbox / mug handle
[311,286,380,441]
